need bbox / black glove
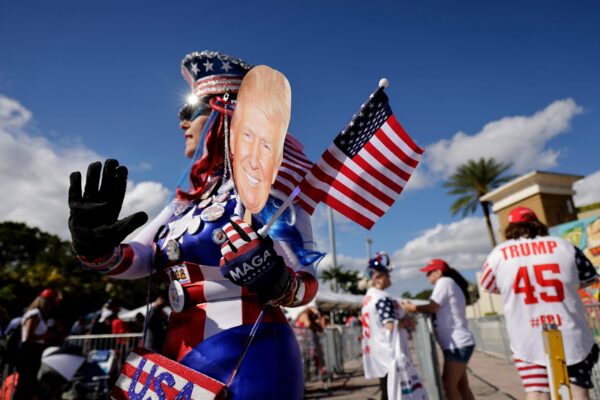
[68,159,148,257]
[219,216,293,303]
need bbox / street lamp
[365,236,372,260]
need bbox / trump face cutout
[230,65,291,214]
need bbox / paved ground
[304,350,524,399]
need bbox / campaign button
[187,216,202,235]
[214,192,230,204]
[172,200,191,216]
[165,239,181,262]
[198,197,212,209]
[201,204,225,222]
[168,280,186,313]
[212,228,227,245]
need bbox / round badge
[200,204,225,222]
[187,216,202,235]
[215,192,230,204]
[168,280,186,313]
[217,179,234,195]
[168,207,195,240]
[198,197,212,209]
[212,228,227,245]
[166,239,181,261]
[172,200,191,216]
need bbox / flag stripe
[380,122,423,162]
[301,174,376,229]
[297,193,317,212]
[370,134,416,174]
[280,160,309,178]
[318,152,392,210]
[284,148,313,169]
[375,125,419,169]
[327,146,399,200]
[386,114,424,155]
[363,141,412,182]
[321,150,394,206]
[354,151,405,193]
[310,162,386,217]
[301,172,380,223]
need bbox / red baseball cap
[40,288,58,299]
[507,206,538,224]
[420,259,449,274]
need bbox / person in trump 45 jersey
[480,206,599,400]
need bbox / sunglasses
[178,101,211,122]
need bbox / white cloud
[0,94,171,240]
[411,98,583,190]
[574,170,600,207]
[391,216,498,282]
[315,216,498,295]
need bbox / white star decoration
[203,59,214,72]
[191,63,200,74]
[221,61,232,72]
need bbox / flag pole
[257,186,301,237]
[258,78,390,238]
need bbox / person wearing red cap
[480,206,598,400]
[402,259,475,400]
[13,289,60,399]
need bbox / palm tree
[443,158,516,247]
[320,265,365,294]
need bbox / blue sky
[1,0,599,294]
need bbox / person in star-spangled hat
[67,51,320,399]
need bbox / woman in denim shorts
[403,259,476,400]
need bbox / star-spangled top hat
[181,51,253,99]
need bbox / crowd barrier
[469,303,600,399]
[63,332,143,375]
[295,316,444,398]
[1,316,445,398]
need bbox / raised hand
[68,159,148,257]
[219,216,293,304]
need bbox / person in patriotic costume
[67,51,319,399]
[480,206,599,400]
[361,253,409,400]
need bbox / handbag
[111,347,227,400]
[387,325,429,400]
[112,307,266,400]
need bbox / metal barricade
[467,315,512,362]
[293,325,363,382]
[64,333,143,374]
[412,314,444,400]
[322,327,344,375]
[469,306,600,398]
[340,325,362,362]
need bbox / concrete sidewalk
[304,350,524,399]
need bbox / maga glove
[219,216,294,304]
[68,159,148,257]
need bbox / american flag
[296,86,424,229]
[272,133,315,207]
